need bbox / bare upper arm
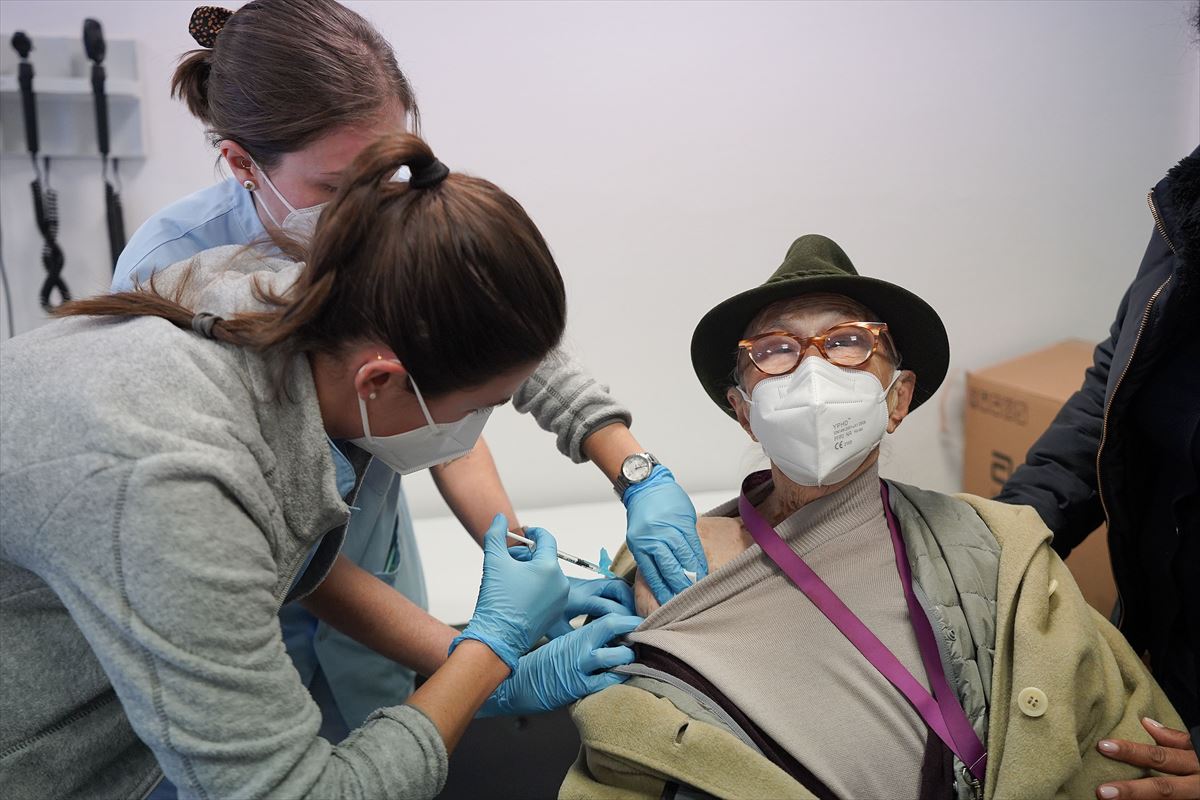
[633,516,754,617]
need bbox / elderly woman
[561,235,1185,800]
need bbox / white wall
[1,0,1197,520]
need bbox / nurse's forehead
[299,103,408,176]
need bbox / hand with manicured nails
[478,612,642,716]
[451,515,569,672]
[624,466,708,606]
[547,576,637,639]
[1095,718,1200,800]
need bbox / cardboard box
[964,340,1116,616]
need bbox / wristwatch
[613,452,660,498]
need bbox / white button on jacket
[1018,687,1048,717]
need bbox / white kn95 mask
[252,161,329,243]
[740,356,899,487]
[351,370,491,476]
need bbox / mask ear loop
[406,373,441,433]
[247,157,297,227]
[356,394,374,444]
[881,368,905,422]
[355,358,442,442]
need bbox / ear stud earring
[368,392,377,400]
[243,180,257,191]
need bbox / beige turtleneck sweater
[628,463,930,800]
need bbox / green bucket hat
[691,234,949,417]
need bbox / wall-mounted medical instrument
[10,31,70,311]
[83,18,125,272]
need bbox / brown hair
[171,0,419,169]
[57,134,567,397]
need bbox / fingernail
[1097,786,1119,799]
[1097,740,1119,754]
[1143,717,1164,728]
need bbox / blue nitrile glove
[548,576,636,639]
[478,612,643,717]
[624,465,708,606]
[450,514,569,672]
[502,550,636,639]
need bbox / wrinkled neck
[760,449,881,526]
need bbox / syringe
[505,531,606,575]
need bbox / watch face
[622,454,653,483]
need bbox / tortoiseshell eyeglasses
[738,321,892,376]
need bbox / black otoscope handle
[83,19,110,157]
[11,32,38,156]
[91,63,110,157]
[17,62,38,155]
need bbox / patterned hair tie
[189,5,233,48]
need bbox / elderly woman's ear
[727,386,758,441]
[886,370,917,433]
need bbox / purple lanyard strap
[738,474,988,781]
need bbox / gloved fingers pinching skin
[574,593,634,620]
[583,670,628,695]
[548,576,638,638]
[632,535,701,607]
[664,528,704,576]
[577,613,642,650]
[477,612,642,717]
[592,576,635,608]
[624,466,709,606]
[585,643,637,673]
[452,515,570,672]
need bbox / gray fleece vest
[888,480,999,799]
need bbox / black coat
[997,146,1200,730]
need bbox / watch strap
[613,452,659,497]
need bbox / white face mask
[739,357,899,487]
[350,370,492,475]
[252,161,328,242]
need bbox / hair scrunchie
[189,5,233,48]
[191,311,223,339]
[409,158,450,189]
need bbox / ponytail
[170,0,420,169]
[57,133,566,398]
[170,49,214,125]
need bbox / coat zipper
[1094,190,1175,628]
[273,515,348,613]
[274,467,362,613]
[1148,190,1179,256]
[274,552,311,614]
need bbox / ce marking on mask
[832,417,869,450]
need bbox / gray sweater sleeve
[47,458,448,800]
[514,347,632,463]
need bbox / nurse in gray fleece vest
[0,134,640,799]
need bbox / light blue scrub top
[113,178,428,732]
